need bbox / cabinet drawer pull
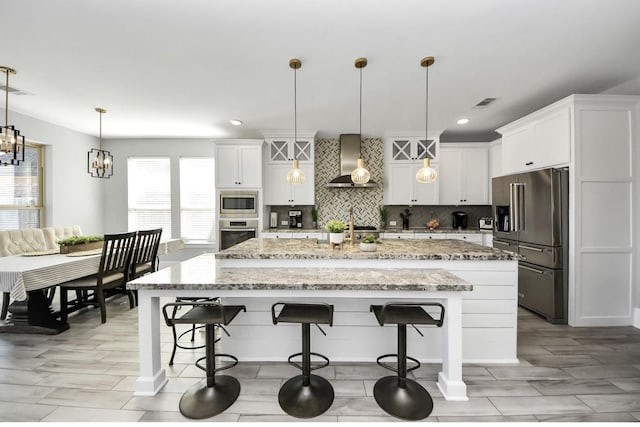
[525,162,533,166]
[493,240,510,246]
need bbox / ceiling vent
[473,97,497,108]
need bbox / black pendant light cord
[294,65,297,155]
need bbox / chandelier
[88,107,113,178]
[0,66,26,166]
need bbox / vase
[329,233,344,245]
[59,241,104,254]
[359,242,377,252]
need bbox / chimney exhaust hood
[327,134,377,188]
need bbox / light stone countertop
[216,237,517,261]
[262,228,492,234]
[127,253,472,291]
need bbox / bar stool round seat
[369,302,445,421]
[163,301,246,419]
[271,302,335,419]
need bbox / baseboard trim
[634,307,640,329]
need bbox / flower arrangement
[325,219,347,233]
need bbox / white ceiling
[3,0,640,142]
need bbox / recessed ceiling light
[230,119,243,126]
[457,118,470,125]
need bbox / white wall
[101,138,215,237]
[1,108,103,234]
[603,74,640,96]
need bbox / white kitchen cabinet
[499,106,570,174]
[482,233,493,247]
[446,233,483,244]
[264,133,315,206]
[388,137,438,162]
[438,144,489,205]
[413,232,447,240]
[380,232,414,239]
[265,136,314,163]
[215,141,263,188]
[264,162,315,205]
[385,162,439,205]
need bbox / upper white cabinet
[263,132,316,206]
[389,137,438,162]
[386,162,439,205]
[215,140,263,188]
[498,105,571,174]
[266,137,314,162]
[264,162,315,205]
[438,144,489,205]
[384,137,440,205]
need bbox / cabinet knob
[525,162,533,166]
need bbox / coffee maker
[452,211,468,229]
[289,210,303,228]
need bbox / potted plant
[311,206,318,229]
[57,235,104,254]
[360,234,378,252]
[378,205,388,230]
[325,219,347,244]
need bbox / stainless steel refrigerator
[492,167,569,324]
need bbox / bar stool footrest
[376,353,421,374]
[287,351,330,372]
[195,353,238,373]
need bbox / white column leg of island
[134,290,167,396]
[437,292,468,401]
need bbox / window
[0,144,43,229]
[179,158,215,242]
[127,158,171,236]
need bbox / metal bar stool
[167,297,220,366]
[163,300,246,419]
[271,302,335,419]
[369,302,445,421]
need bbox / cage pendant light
[286,58,305,185]
[0,66,26,166]
[351,57,371,185]
[88,107,113,178]
[416,56,438,184]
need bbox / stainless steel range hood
[327,134,377,188]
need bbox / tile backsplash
[268,136,491,230]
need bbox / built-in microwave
[219,191,258,217]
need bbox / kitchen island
[128,238,518,401]
[216,238,518,364]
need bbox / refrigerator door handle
[518,244,543,252]
[519,264,546,274]
[509,183,516,232]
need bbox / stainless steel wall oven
[219,219,258,250]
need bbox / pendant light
[0,66,26,166]
[88,107,113,178]
[416,56,438,184]
[286,58,305,184]
[351,57,370,185]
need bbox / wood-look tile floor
[1,296,640,422]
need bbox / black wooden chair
[369,302,445,421]
[130,228,163,281]
[59,231,137,324]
